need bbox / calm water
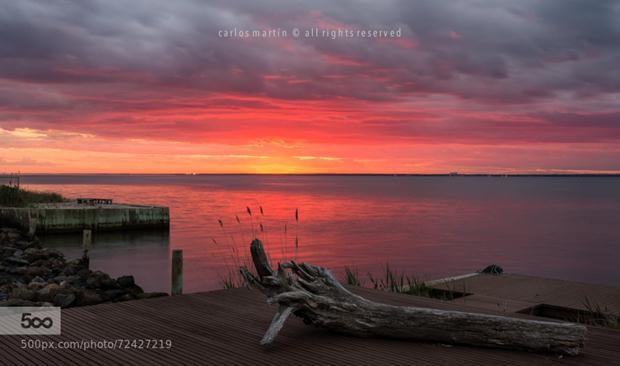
[19,175,620,293]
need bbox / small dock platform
[430,273,620,315]
[0,199,169,233]
[2,280,619,365]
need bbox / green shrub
[0,185,66,207]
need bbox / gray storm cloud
[0,0,619,143]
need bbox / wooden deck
[1,283,619,366]
[431,273,620,314]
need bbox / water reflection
[22,175,620,292]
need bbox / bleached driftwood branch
[240,239,586,355]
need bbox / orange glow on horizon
[1,2,619,175]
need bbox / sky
[1,0,619,174]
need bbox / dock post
[171,249,183,296]
[27,218,37,238]
[82,229,92,268]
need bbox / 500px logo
[21,312,54,329]
[0,307,61,335]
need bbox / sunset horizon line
[6,172,620,177]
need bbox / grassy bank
[0,185,66,207]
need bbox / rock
[27,276,46,290]
[61,263,78,276]
[117,293,133,302]
[117,275,135,288]
[52,275,67,283]
[86,272,101,288]
[11,287,36,301]
[63,256,88,273]
[53,293,76,308]
[23,266,49,279]
[86,271,117,289]
[38,283,60,301]
[31,257,65,269]
[27,282,46,290]
[77,290,102,306]
[22,247,63,261]
[30,276,45,284]
[102,277,118,289]
[15,240,33,249]
[480,264,503,275]
[5,256,29,266]
[0,298,43,307]
[65,275,82,285]
[125,285,144,296]
[1,246,19,256]
[58,275,82,290]
[102,289,127,301]
[77,268,90,279]
[7,266,27,275]
[1,226,151,308]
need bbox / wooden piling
[81,229,92,269]
[82,229,92,250]
[27,217,37,238]
[171,249,183,296]
[82,229,92,255]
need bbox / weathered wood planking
[0,286,619,365]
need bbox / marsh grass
[214,206,470,303]
[213,206,301,289]
[582,297,620,328]
[213,206,468,302]
[344,266,362,287]
[220,268,246,289]
[0,185,66,207]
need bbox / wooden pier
[0,201,169,233]
[1,280,619,365]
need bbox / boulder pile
[0,227,167,307]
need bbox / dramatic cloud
[0,0,619,173]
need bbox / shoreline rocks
[0,226,167,308]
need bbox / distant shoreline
[9,173,620,177]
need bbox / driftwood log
[240,239,587,356]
